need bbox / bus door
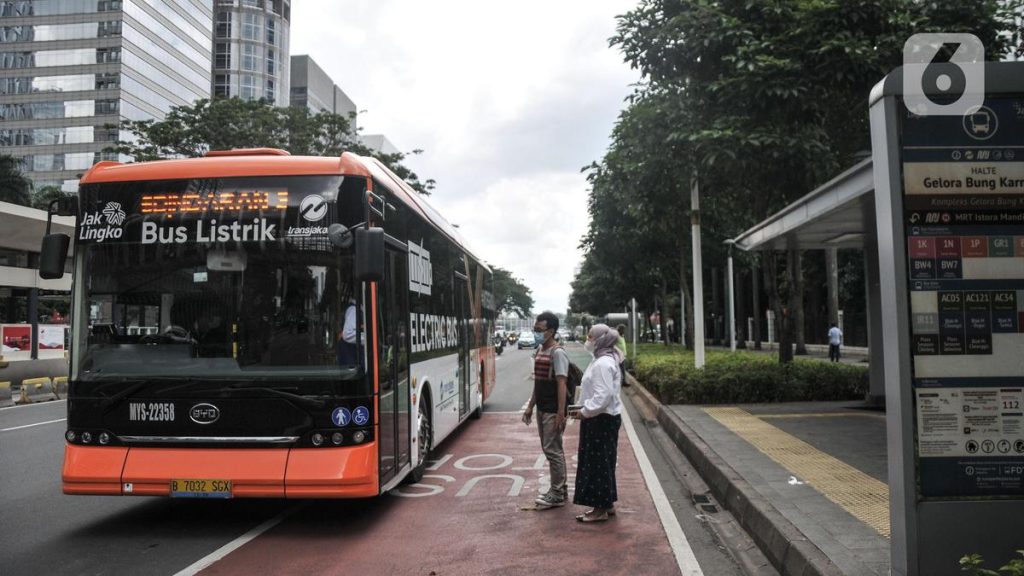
[377,241,411,486]
[454,271,471,417]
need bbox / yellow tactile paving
[758,412,884,420]
[704,406,891,537]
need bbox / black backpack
[548,346,583,409]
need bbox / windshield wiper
[100,382,148,411]
[232,386,326,409]
[150,380,327,409]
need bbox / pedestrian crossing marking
[704,406,891,537]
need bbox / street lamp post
[691,173,705,368]
[725,239,736,352]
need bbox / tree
[576,0,1023,361]
[31,185,71,211]
[0,154,32,206]
[491,266,533,319]
[109,97,435,194]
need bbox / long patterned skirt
[572,413,621,509]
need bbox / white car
[517,332,537,349]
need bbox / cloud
[290,0,639,312]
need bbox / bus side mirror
[355,227,384,282]
[39,234,70,279]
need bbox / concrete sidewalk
[627,376,890,576]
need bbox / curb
[626,373,844,576]
[53,376,68,399]
[18,377,58,404]
[0,381,12,408]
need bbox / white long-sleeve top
[580,354,622,418]
[342,304,358,344]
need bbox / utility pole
[691,173,705,368]
[725,239,736,352]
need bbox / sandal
[575,509,610,523]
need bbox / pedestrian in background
[614,323,629,386]
[570,323,623,523]
[522,311,570,509]
[827,323,843,362]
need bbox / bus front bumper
[62,443,380,498]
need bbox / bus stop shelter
[729,158,886,402]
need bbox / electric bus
[40,148,497,498]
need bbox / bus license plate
[170,479,232,498]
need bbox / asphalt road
[0,344,750,576]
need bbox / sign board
[901,97,1024,499]
[871,62,1024,576]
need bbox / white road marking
[0,399,66,411]
[1,418,66,432]
[173,502,309,576]
[622,403,705,576]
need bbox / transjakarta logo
[410,313,458,353]
[299,194,328,221]
[141,218,276,244]
[409,240,432,296]
[79,202,126,242]
[287,195,330,237]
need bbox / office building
[359,134,399,155]
[0,0,214,191]
[289,54,356,128]
[211,0,290,106]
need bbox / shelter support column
[863,200,885,404]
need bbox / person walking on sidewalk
[614,324,629,386]
[827,323,843,362]
[570,323,623,523]
[522,311,570,509]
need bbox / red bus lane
[198,412,681,576]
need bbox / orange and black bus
[40,148,497,498]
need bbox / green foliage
[109,97,435,194]
[0,154,32,206]
[961,551,1024,576]
[631,344,867,404]
[491,266,533,318]
[571,0,1023,322]
[31,185,72,210]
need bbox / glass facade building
[211,0,289,106]
[0,0,213,191]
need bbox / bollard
[53,376,68,399]
[0,381,12,408]
[17,377,56,404]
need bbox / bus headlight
[331,432,344,445]
[65,430,76,442]
[99,432,111,445]
[311,432,324,447]
[81,432,93,444]
[352,430,366,444]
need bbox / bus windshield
[72,175,367,382]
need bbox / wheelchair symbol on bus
[353,406,370,426]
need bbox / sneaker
[534,492,566,509]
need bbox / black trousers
[573,413,621,509]
[829,344,841,362]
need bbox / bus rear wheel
[408,395,432,484]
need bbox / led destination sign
[140,190,289,217]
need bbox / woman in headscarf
[571,323,623,522]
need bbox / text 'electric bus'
[39,148,497,498]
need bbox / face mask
[584,341,595,353]
[534,331,547,344]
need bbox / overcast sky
[290,1,640,316]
